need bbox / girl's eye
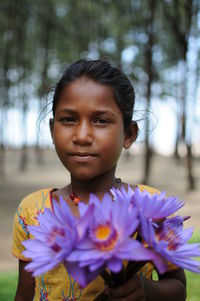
[94,118,110,124]
[60,117,76,124]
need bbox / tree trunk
[0,109,5,177]
[35,1,54,165]
[14,0,32,172]
[0,6,13,176]
[182,2,195,190]
[164,0,195,189]
[19,101,28,172]
[179,59,195,190]
[0,104,7,177]
[173,69,181,159]
[186,144,195,190]
[142,0,156,184]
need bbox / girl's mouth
[70,153,98,162]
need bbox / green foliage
[186,270,200,301]
[0,272,18,301]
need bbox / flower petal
[108,258,123,273]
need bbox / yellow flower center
[95,225,111,240]
[94,224,118,252]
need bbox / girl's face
[50,77,136,181]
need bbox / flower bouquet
[22,186,200,291]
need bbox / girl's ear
[49,118,55,144]
[123,121,138,149]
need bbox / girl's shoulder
[126,184,160,194]
[18,188,53,213]
[136,184,160,195]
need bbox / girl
[12,59,186,301]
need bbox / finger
[107,292,145,301]
[106,274,144,298]
[107,289,145,301]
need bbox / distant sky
[151,101,177,155]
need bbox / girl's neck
[69,169,118,201]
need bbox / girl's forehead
[56,77,121,113]
[62,77,113,98]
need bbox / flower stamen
[91,224,118,252]
[47,226,65,251]
[156,228,182,251]
[95,225,111,240]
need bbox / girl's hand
[104,274,145,301]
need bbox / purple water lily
[110,185,134,204]
[22,187,200,289]
[111,186,184,221]
[66,193,155,286]
[133,187,184,220]
[139,213,200,274]
[111,186,200,274]
[64,261,103,288]
[22,196,93,276]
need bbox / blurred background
[0,0,200,300]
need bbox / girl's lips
[70,154,98,162]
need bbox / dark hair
[52,59,135,130]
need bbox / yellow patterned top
[12,185,177,301]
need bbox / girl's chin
[66,164,117,182]
[70,172,101,181]
[70,171,112,182]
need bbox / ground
[0,148,200,272]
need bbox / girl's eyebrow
[56,108,117,118]
[92,110,117,118]
[56,108,78,114]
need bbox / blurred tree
[0,0,18,175]
[161,0,198,189]
[124,0,159,184]
[0,0,199,189]
[15,0,34,172]
[142,0,157,184]
[34,0,56,164]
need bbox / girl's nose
[72,121,93,146]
